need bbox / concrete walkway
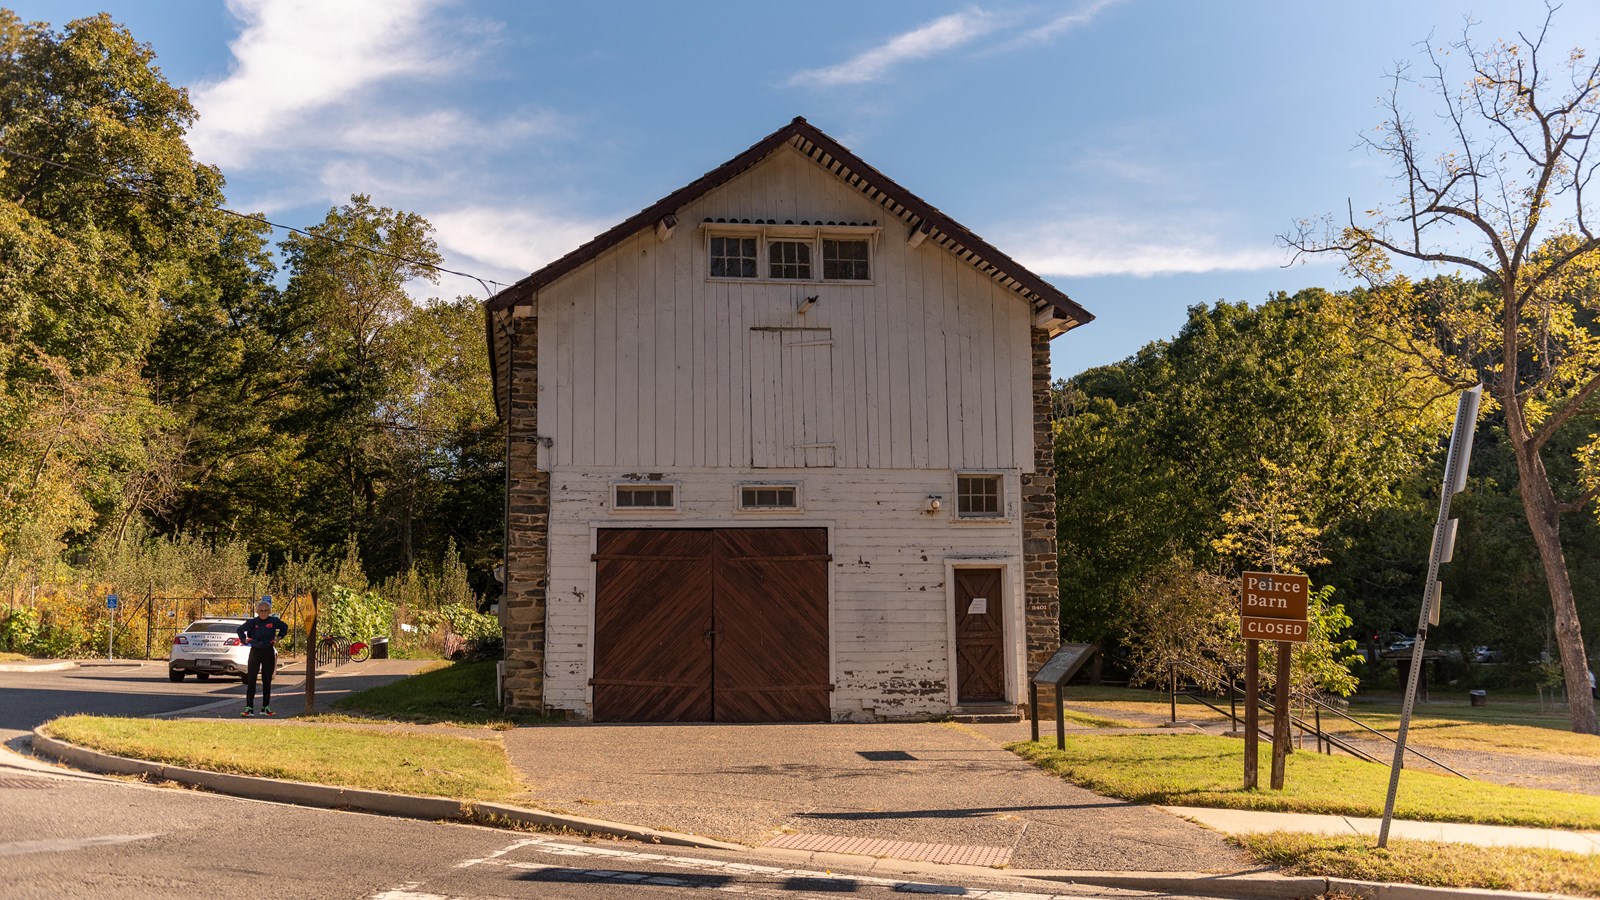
[503,719,1252,873]
[1165,805,1600,855]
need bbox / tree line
[0,12,502,607]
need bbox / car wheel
[195,672,211,682]
[169,670,185,682]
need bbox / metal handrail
[1168,660,1470,779]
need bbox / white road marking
[367,882,461,900]
[424,835,1110,899]
[0,832,163,857]
[452,837,547,869]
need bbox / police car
[167,617,255,682]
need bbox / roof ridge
[484,118,1092,333]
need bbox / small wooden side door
[954,567,1005,703]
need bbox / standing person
[237,598,288,717]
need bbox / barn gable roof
[483,117,1093,333]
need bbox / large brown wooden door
[954,568,1005,703]
[713,529,831,722]
[592,529,714,722]
[591,527,829,722]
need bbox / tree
[1288,10,1600,731]
[279,195,441,561]
[0,11,224,577]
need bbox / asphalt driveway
[503,719,1250,872]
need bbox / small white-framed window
[955,473,1003,518]
[768,240,813,279]
[738,484,799,510]
[822,238,870,280]
[705,225,876,284]
[709,236,757,278]
[613,483,677,510]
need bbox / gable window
[768,240,812,279]
[705,224,876,283]
[956,474,1002,518]
[822,239,870,280]
[614,484,677,510]
[739,484,799,510]
[709,236,757,278]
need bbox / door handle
[704,629,720,646]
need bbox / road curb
[1021,870,1579,900]
[29,728,744,853]
[0,661,78,672]
[24,729,1586,900]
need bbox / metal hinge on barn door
[749,328,835,467]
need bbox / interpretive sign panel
[1033,643,1098,686]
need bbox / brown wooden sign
[1241,615,1309,643]
[1240,572,1309,620]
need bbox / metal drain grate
[0,776,55,789]
[765,832,1012,867]
[856,750,917,762]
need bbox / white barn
[486,118,1093,722]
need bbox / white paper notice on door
[967,597,988,615]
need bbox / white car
[168,617,253,682]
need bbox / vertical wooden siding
[537,145,1036,472]
[541,468,1025,720]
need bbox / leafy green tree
[1056,291,1453,691]
[0,11,223,582]
[278,195,441,561]
[1287,11,1600,731]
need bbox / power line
[0,142,510,298]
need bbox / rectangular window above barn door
[748,328,835,468]
[613,483,677,510]
[738,484,799,510]
[955,473,1003,518]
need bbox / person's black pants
[244,646,276,708]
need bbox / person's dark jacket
[237,616,288,648]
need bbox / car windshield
[184,622,243,634]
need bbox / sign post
[1239,572,1309,790]
[105,594,119,661]
[1378,385,1481,848]
[304,591,319,716]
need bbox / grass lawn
[1058,685,1232,724]
[46,714,520,800]
[1238,832,1600,897]
[1010,733,1600,829]
[0,651,26,662]
[1333,696,1600,760]
[324,659,551,728]
[1061,685,1600,759]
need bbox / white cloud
[787,10,998,87]
[190,0,446,167]
[429,205,610,286]
[1000,213,1306,278]
[1011,0,1124,46]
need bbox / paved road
[0,756,1192,900]
[0,659,429,745]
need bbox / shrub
[319,585,393,643]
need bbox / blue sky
[14,1,1600,378]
